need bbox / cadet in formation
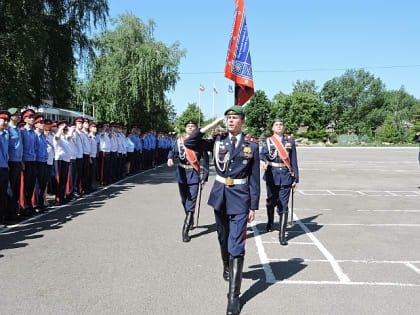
[167,120,209,242]
[260,117,299,245]
[184,106,260,315]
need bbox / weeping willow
[87,13,185,130]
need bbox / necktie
[231,136,237,152]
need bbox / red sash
[270,135,292,172]
[181,137,200,174]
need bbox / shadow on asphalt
[241,260,307,310]
[0,165,175,258]
[190,223,217,239]
[247,215,323,241]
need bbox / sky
[104,0,420,120]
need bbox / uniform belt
[178,164,192,170]
[215,175,247,186]
[267,162,284,168]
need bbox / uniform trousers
[214,211,248,259]
[100,152,110,185]
[82,154,90,192]
[7,161,22,218]
[23,161,37,210]
[75,157,84,193]
[88,157,96,191]
[35,161,49,207]
[178,183,199,213]
[56,160,69,203]
[266,183,291,214]
[0,167,8,221]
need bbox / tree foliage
[244,90,271,137]
[0,0,108,108]
[320,69,385,133]
[175,103,204,134]
[86,13,185,131]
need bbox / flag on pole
[213,87,218,94]
[199,84,205,91]
[224,0,254,106]
[228,85,233,93]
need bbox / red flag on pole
[224,0,254,106]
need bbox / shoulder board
[251,138,259,144]
[244,134,252,142]
[284,135,289,141]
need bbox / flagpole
[226,88,229,109]
[212,83,215,118]
[198,88,201,127]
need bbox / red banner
[225,0,254,106]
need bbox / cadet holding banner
[184,106,260,315]
[260,118,299,245]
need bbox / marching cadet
[184,106,260,315]
[21,109,37,216]
[33,114,49,212]
[7,108,23,222]
[167,120,209,242]
[0,110,10,226]
[260,118,299,245]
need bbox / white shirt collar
[229,132,241,144]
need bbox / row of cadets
[0,110,11,225]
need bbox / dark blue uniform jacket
[184,129,260,215]
[168,138,209,185]
[260,136,299,186]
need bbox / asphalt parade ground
[1,147,419,315]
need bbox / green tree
[287,90,325,132]
[175,103,204,134]
[378,114,404,144]
[244,90,271,137]
[86,13,185,130]
[0,0,108,108]
[293,80,318,95]
[320,69,385,133]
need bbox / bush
[337,133,359,145]
[296,130,328,142]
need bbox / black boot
[189,212,195,230]
[220,247,230,281]
[226,257,244,315]
[266,206,274,232]
[182,212,192,242]
[279,213,288,245]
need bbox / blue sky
[104,0,420,119]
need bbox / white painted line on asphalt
[269,258,420,265]
[0,166,161,234]
[250,220,277,284]
[406,263,420,274]
[357,209,420,213]
[297,189,420,197]
[262,241,315,245]
[274,280,420,287]
[293,213,351,283]
[304,223,420,227]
